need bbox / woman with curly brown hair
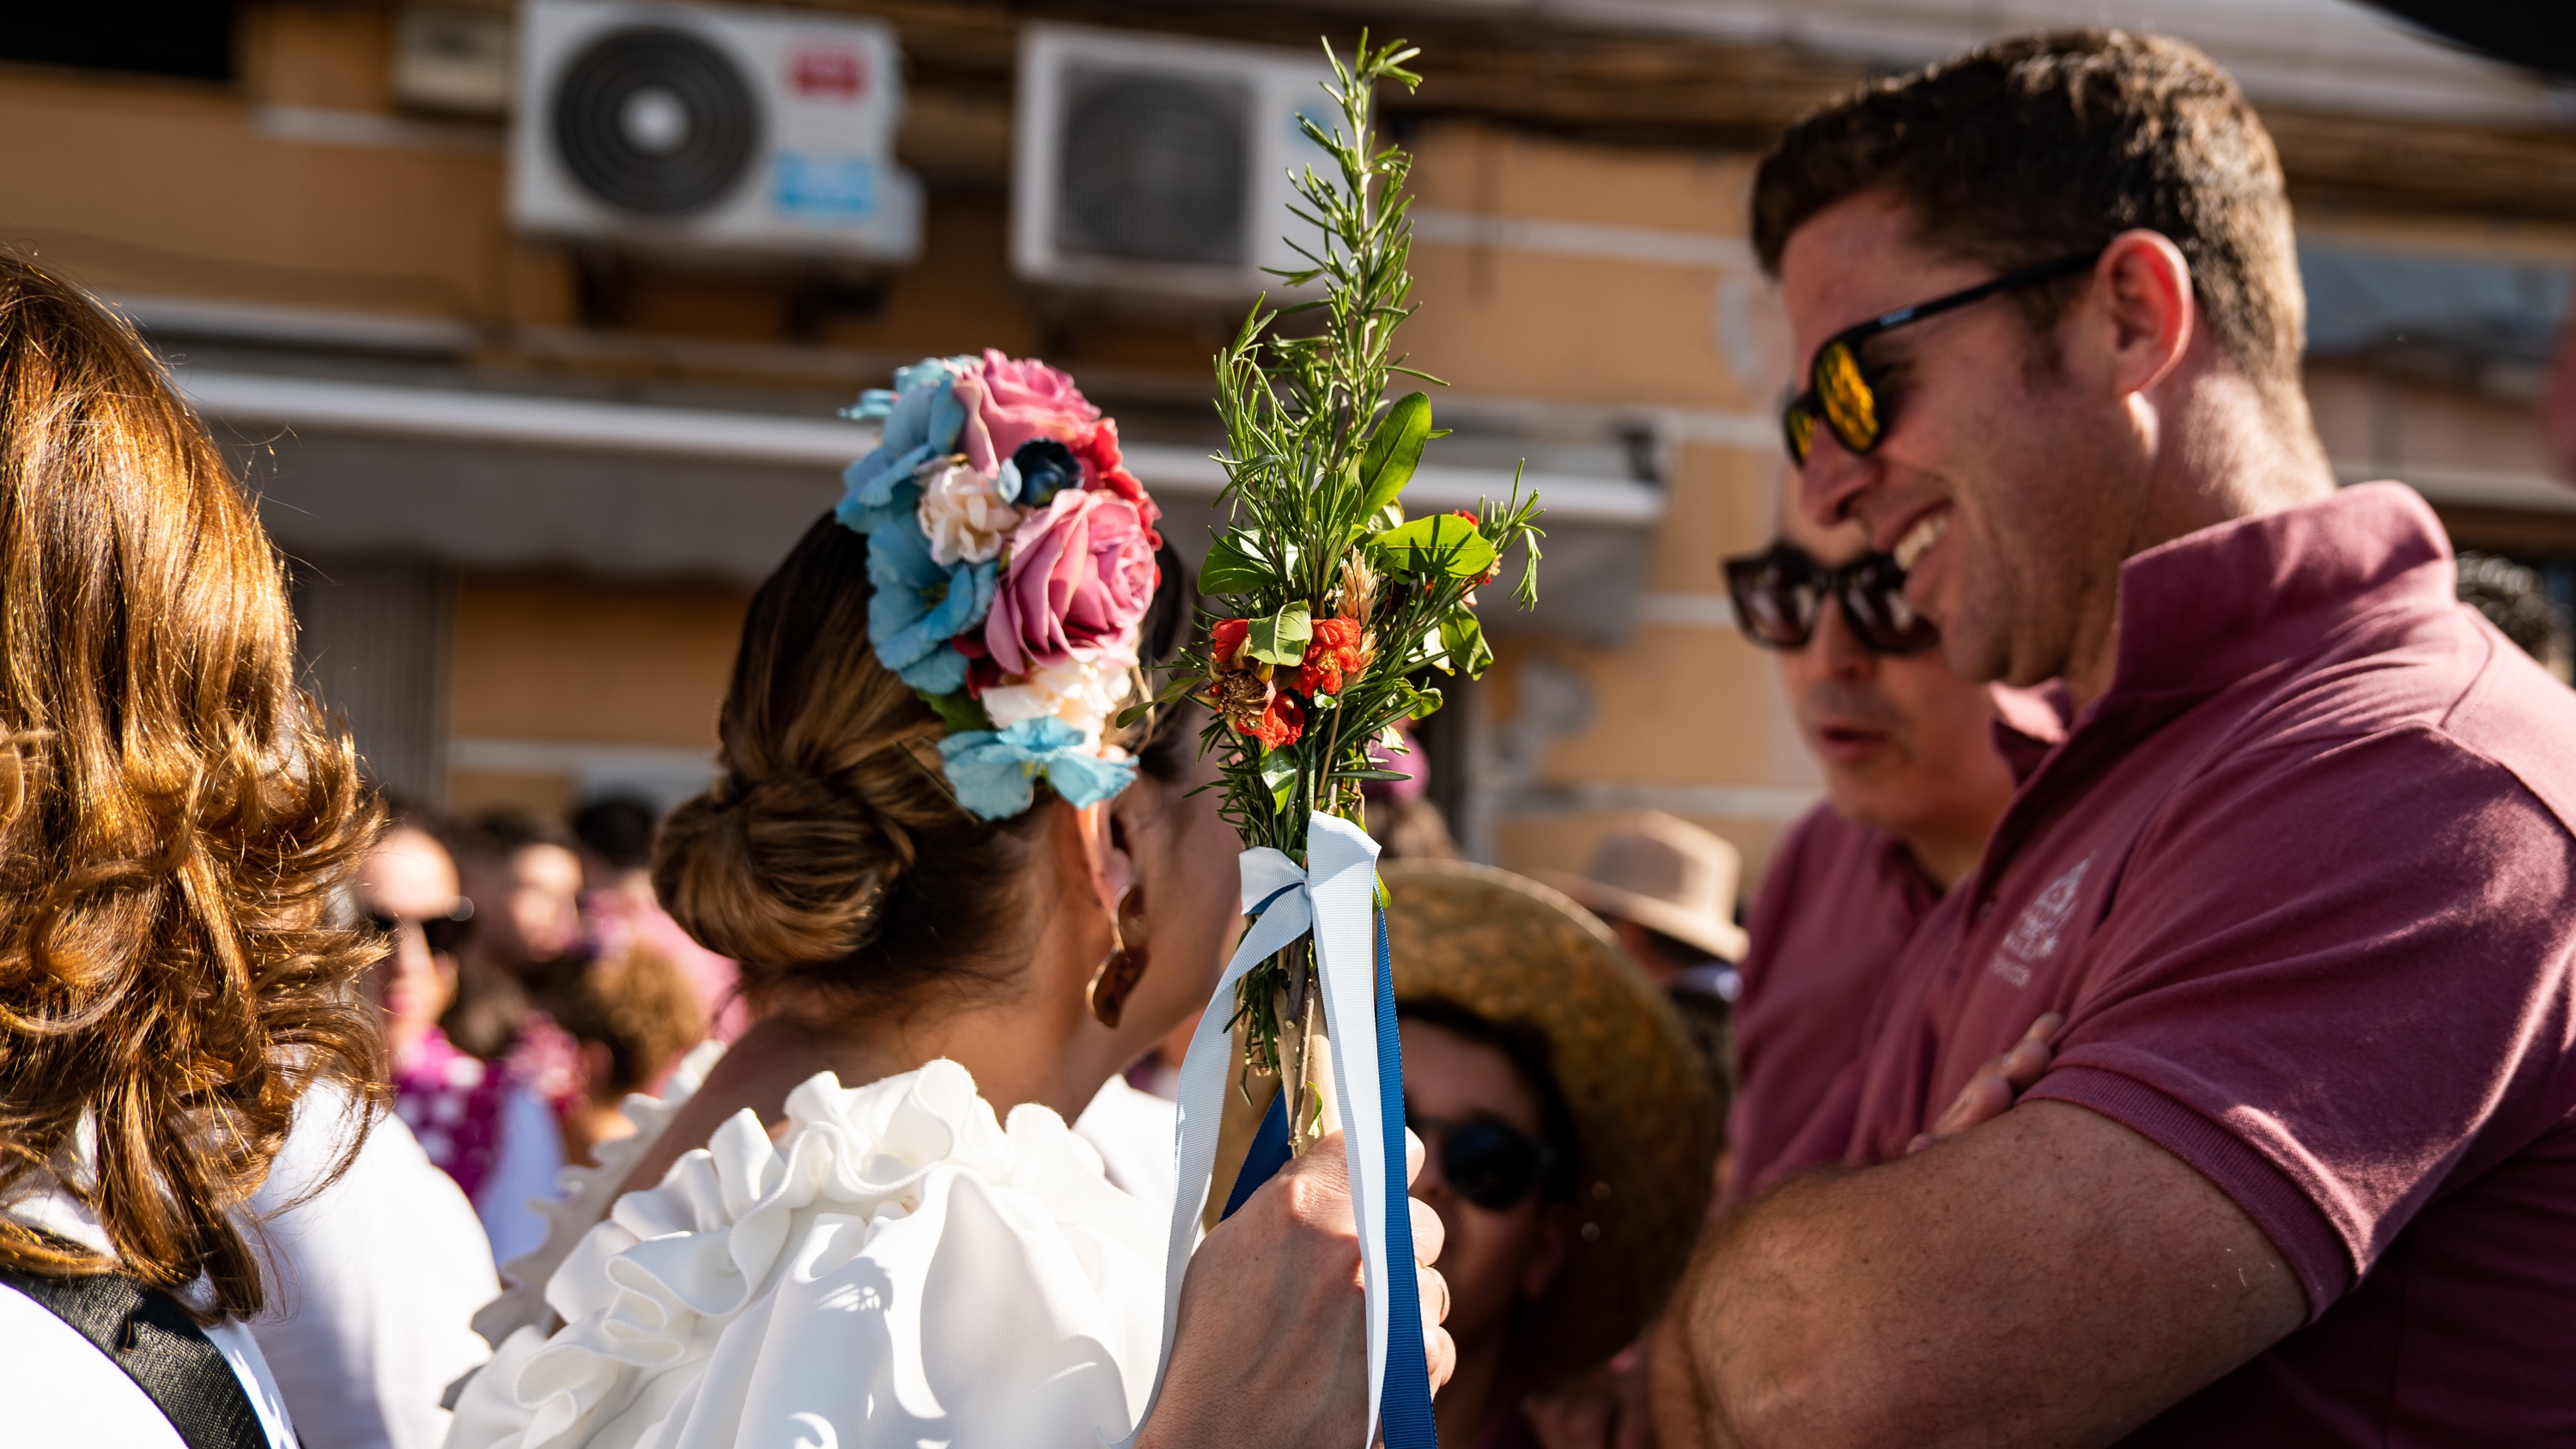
[0,254,384,1448]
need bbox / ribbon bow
[1128,812,1436,1449]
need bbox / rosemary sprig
[1158,35,1545,1135]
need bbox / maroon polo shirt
[1776,484,2576,1441]
[1725,805,1942,1198]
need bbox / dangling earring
[1088,886,1147,1028]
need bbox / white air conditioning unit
[1013,25,1336,301]
[512,0,921,264]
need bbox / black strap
[0,1263,270,1449]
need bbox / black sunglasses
[1723,544,1939,654]
[365,900,476,954]
[1408,1106,1558,1212]
[1782,250,2104,466]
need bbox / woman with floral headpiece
[449,353,1451,1449]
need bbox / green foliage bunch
[1140,35,1545,1084]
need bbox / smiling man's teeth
[1893,510,1950,572]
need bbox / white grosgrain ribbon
[1123,813,1390,1449]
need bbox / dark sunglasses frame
[1407,1105,1558,1213]
[1722,543,1941,655]
[1782,250,2105,466]
[365,900,476,955]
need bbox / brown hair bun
[653,516,1048,1014]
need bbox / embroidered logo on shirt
[1990,855,2093,987]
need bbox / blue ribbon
[1133,816,1436,1448]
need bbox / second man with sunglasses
[1718,476,2026,1197]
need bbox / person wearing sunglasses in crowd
[1649,31,2576,1448]
[365,814,568,1266]
[1716,473,2026,1198]
[1382,860,1720,1449]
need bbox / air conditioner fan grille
[1054,69,1249,269]
[552,27,757,217]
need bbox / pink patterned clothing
[392,1027,513,1204]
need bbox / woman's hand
[1906,1013,2064,1154]
[1140,1129,1454,1448]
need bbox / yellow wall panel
[449,574,748,747]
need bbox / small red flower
[1297,616,1369,697]
[1243,690,1304,749]
[1210,618,1252,670]
[1073,417,1161,546]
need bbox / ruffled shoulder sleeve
[448,1059,1167,1449]
[471,1040,729,1350]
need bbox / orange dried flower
[1297,617,1369,697]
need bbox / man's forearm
[1656,1101,2305,1449]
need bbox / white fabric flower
[917,460,1021,565]
[980,648,1137,746]
[446,1060,1165,1449]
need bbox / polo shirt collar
[2101,482,2454,709]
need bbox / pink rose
[966,349,1102,472]
[985,487,1158,676]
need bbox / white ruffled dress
[447,1059,1168,1449]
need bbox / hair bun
[655,761,914,975]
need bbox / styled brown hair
[0,255,383,1318]
[654,514,1194,1015]
[1751,30,2306,405]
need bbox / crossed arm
[1652,1093,2307,1449]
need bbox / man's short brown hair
[1752,30,2305,404]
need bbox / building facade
[4,0,2568,902]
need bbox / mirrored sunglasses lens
[1443,1121,1543,1210]
[1728,557,1821,649]
[1844,557,1941,653]
[1818,343,1880,452]
[1783,405,1816,465]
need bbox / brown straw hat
[1382,859,1720,1383]
[1532,810,1750,962]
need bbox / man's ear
[2087,228,2196,399]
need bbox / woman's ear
[1075,796,1139,922]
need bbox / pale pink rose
[984,488,1157,676]
[966,349,1103,467]
[917,460,1021,564]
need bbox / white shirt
[448,1060,1167,1449]
[248,1088,500,1449]
[1,1145,300,1449]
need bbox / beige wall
[7,7,2567,908]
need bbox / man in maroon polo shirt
[1653,30,2576,1446]
[1722,474,2020,1196]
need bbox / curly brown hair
[0,254,384,1320]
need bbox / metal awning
[185,367,1667,639]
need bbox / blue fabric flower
[937,717,1138,820]
[866,517,996,694]
[837,359,971,536]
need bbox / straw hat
[1532,811,1749,962]
[1382,859,1720,1384]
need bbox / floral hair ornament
[837,350,1163,821]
